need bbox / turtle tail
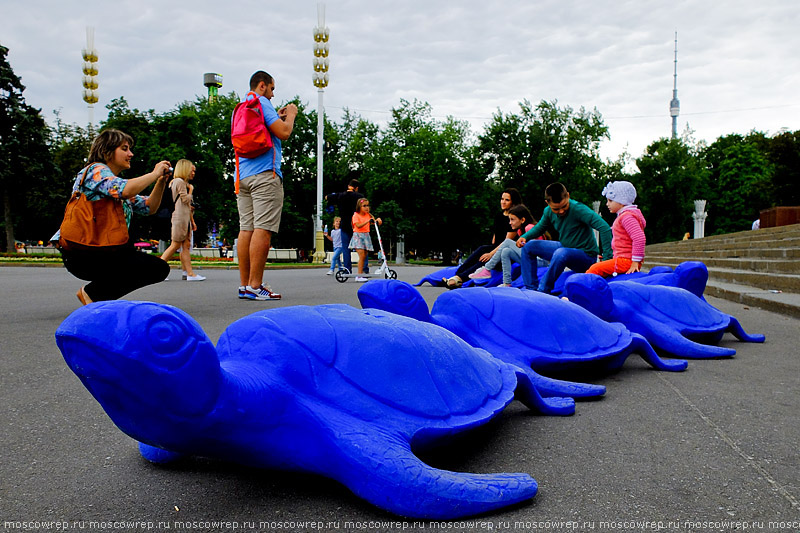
[630,334,688,372]
[726,317,766,343]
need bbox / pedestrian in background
[325,216,344,275]
[326,179,364,274]
[235,70,298,301]
[160,159,205,281]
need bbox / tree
[760,130,800,207]
[478,99,610,208]
[633,138,707,243]
[101,94,243,245]
[700,134,773,234]
[361,99,489,261]
[715,142,772,233]
[0,44,58,251]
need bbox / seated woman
[469,204,537,286]
[56,128,172,304]
[443,188,521,289]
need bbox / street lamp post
[81,26,99,131]
[312,3,330,264]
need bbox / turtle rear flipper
[332,427,537,519]
[520,366,606,399]
[726,317,766,343]
[513,370,575,416]
[629,334,688,371]
[646,320,736,359]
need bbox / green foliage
[759,130,800,206]
[700,134,773,235]
[359,100,490,260]
[633,137,708,243]
[0,44,61,251]
[478,99,610,210]
[6,42,800,257]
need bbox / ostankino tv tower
[670,32,680,139]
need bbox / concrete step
[641,223,800,317]
[647,234,800,252]
[646,259,800,293]
[704,279,800,320]
[646,223,800,252]
[696,247,800,259]
[645,255,800,275]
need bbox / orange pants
[585,257,633,277]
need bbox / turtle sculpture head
[357,278,433,323]
[55,301,222,442]
[561,272,615,321]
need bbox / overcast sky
[2,0,799,162]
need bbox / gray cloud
[2,0,798,162]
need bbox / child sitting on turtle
[468,204,537,286]
[516,182,613,294]
[585,181,646,278]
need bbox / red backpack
[231,92,274,193]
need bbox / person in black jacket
[325,179,364,274]
[443,188,522,289]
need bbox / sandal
[76,286,93,306]
[444,276,462,290]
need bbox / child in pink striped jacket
[586,181,646,277]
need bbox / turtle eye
[148,317,186,355]
[128,307,196,370]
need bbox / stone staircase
[644,223,800,318]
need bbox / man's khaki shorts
[237,171,284,232]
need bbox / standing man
[516,182,613,294]
[236,70,298,300]
[325,179,363,274]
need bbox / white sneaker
[181,271,188,280]
[355,276,368,282]
[326,270,333,275]
[186,274,206,281]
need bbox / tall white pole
[312,3,329,263]
[316,87,324,248]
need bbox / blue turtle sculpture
[608,261,709,299]
[55,301,542,519]
[564,274,765,359]
[414,265,459,287]
[358,281,687,394]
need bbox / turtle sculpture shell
[358,281,687,400]
[55,300,537,520]
[564,274,765,359]
[609,261,709,299]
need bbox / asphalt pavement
[0,264,798,533]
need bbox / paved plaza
[1,264,798,533]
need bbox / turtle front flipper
[629,334,688,371]
[331,427,537,519]
[726,317,766,343]
[137,442,186,464]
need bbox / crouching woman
[55,128,172,305]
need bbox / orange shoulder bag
[59,166,129,251]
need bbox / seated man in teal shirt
[516,182,613,293]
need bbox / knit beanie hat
[602,181,637,206]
